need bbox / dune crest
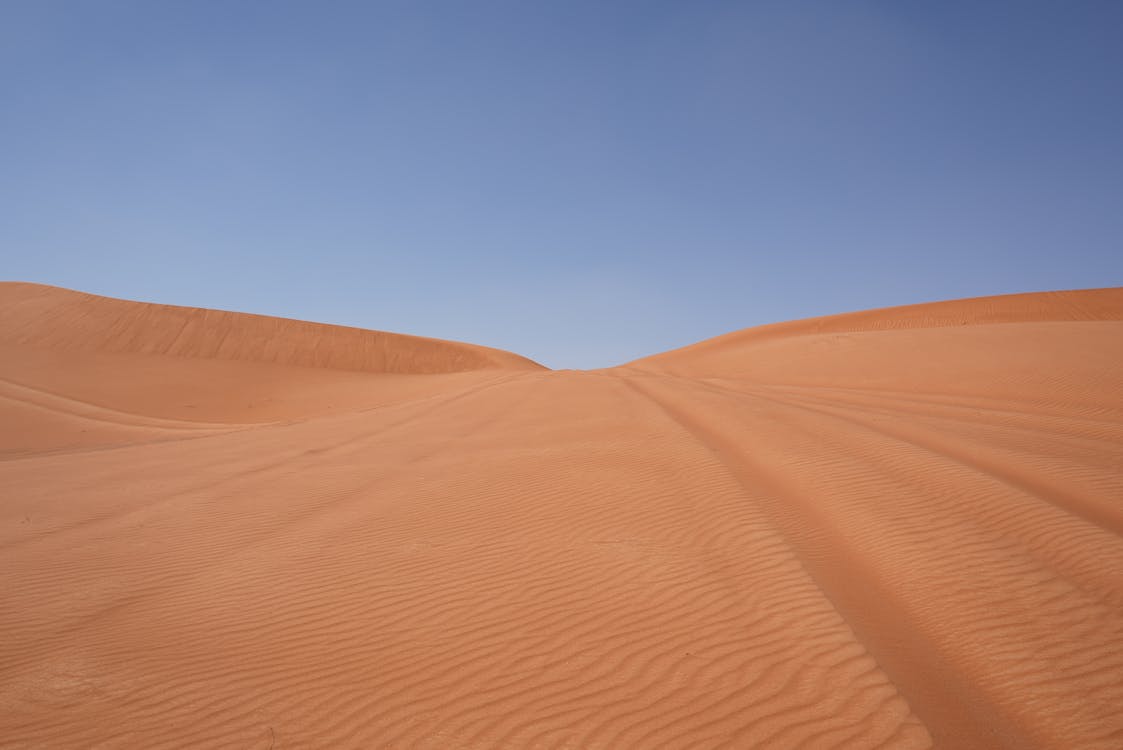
[2,285,1121,748]
[0,282,543,374]
[629,287,1123,375]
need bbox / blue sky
[3,1,1122,368]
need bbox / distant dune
[0,283,542,454]
[2,284,1121,748]
[631,287,1123,374]
[0,282,543,374]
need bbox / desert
[1,281,1121,748]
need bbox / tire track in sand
[616,372,1025,750]
[629,372,1123,749]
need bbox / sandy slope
[0,283,543,374]
[1,284,1121,749]
[0,283,542,457]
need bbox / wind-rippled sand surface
[2,283,1122,749]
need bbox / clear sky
[3,1,1122,368]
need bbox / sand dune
[0,283,541,456]
[2,284,1121,748]
[0,283,543,374]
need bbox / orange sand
[2,282,1121,748]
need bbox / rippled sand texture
[2,283,1121,749]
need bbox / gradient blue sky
[3,1,1122,368]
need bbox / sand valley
[2,282,1122,749]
